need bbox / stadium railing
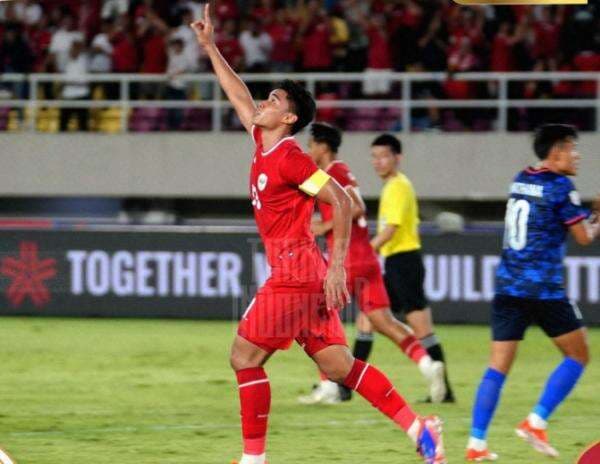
[0,71,599,133]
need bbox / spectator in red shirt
[448,37,477,73]
[136,10,168,74]
[448,6,484,57]
[445,37,477,115]
[363,14,392,96]
[215,18,243,71]
[299,1,331,71]
[366,14,391,71]
[532,7,561,61]
[112,15,138,73]
[214,0,239,22]
[135,7,168,98]
[574,51,600,97]
[490,22,521,72]
[249,0,275,24]
[396,0,423,31]
[26,15,52,72]
[265,8,297,72]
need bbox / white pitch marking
[0,449,15,464]
[6,418,387,438]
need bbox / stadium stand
[0,0,599,132]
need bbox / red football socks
[399,335,428,364]
[343,359,417,432]
[236,367,271,455]
[319,370,328,381]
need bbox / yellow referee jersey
[377,173,421,257]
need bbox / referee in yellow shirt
[370,134,455,403]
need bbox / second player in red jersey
[318,159,388,312]
[298,123,447,406]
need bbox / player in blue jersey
[466,124,599,461]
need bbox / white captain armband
[299,169,330,196]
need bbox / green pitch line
[0,318,597,464]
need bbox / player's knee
[229,351,259,371]
[229,352,243,371]
[488,356,513,375]
[568,349,589,366]
[563,337,590,366]
[369,316,386,334]
[319,361,353,384]
[323,368,350,384]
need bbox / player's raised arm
[191,4,256,133]
[314,179,352,310]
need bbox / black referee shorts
[384,249,428,315]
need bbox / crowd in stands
[0,0,598,131]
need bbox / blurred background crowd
[0,0,599,132]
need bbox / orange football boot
[465,447,498,461]
[515,419,559,457]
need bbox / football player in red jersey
[191,6,446,464]
[298,123,445,405]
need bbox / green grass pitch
[0,318,598,463]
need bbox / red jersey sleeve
[279,148,330,196]
[330,162,358,189]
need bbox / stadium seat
[182,108,212,131]
[98,108,124,133]
[129,107,168,132]
[7,110,20,131]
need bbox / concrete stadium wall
[1,132,598,200]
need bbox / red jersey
[250,126,329,284]
[367,26,392,69]
[302,18,332,69]
[266,21,296,63]
[216,34,243,70]
[141,33,166,73]
[318,161,379,271]
[491,34,514,72]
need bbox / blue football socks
[532,357,585,421]
[470,368,507,440]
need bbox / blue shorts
[492,294,584,341]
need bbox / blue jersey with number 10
[495,166,589,300]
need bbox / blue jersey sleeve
[553,178,588,226]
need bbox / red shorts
[347,262,390,314]
[237,279,347,356]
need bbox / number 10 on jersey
[504,198,530,251]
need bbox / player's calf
[342,358,447,463]
[369,311,447,402]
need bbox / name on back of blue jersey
[510,182,544,198]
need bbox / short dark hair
[371,133,402,154]
[277,80,316,135]
[310,122,342,153]
[533,124,578,160]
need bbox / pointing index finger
[204,3,212,25]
